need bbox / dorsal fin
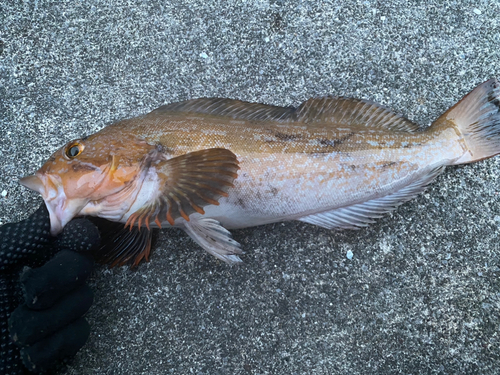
[152,98,295,121]
[152,97,420,132]
[295,97,420,132]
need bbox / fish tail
[432,78,500,164]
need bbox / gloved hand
[0,204,100,374]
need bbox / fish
[20,79,500,267]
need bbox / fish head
[20,133,151,236]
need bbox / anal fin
[299,166,445,230]
[183,217,243,264]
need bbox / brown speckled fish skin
[125,103,459,228]
[20,79,500,263]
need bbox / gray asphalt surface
[1,1,500,374]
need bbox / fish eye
[65,141,84,159]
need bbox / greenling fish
[20,79,500,266]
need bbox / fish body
[21,79,500,265]
[102,105,458,229]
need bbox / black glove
[0,204,100,374]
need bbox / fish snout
[20,174,87,236]
[19,175,45,195]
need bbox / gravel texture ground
[1,1,499,374]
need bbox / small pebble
[473,8,481,15]
[199,52,208,59]
[346,250,353,260]
[1,190,7,197]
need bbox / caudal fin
[433,78,500,164]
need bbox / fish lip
[46,201,65,236]
[44,189,89,236]
[19,175,45,195]
[20,173,59,199]
[20,173,87,236]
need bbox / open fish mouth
[20,174,87,236]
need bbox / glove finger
[20,317,90,372]
[21,250,94,310]
[0,203,54,273]
[0,275,24,374]
[56,218,101,254]
[9,284,93,346]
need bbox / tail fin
[433,78,500,164]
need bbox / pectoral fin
[126,148,239,229]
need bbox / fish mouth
[19,175,46,195]
[20,174,87,236]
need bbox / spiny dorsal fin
[295,97,421,132]
[152,97,420,132]
[152,98,296,121]
[126,148,240,229]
